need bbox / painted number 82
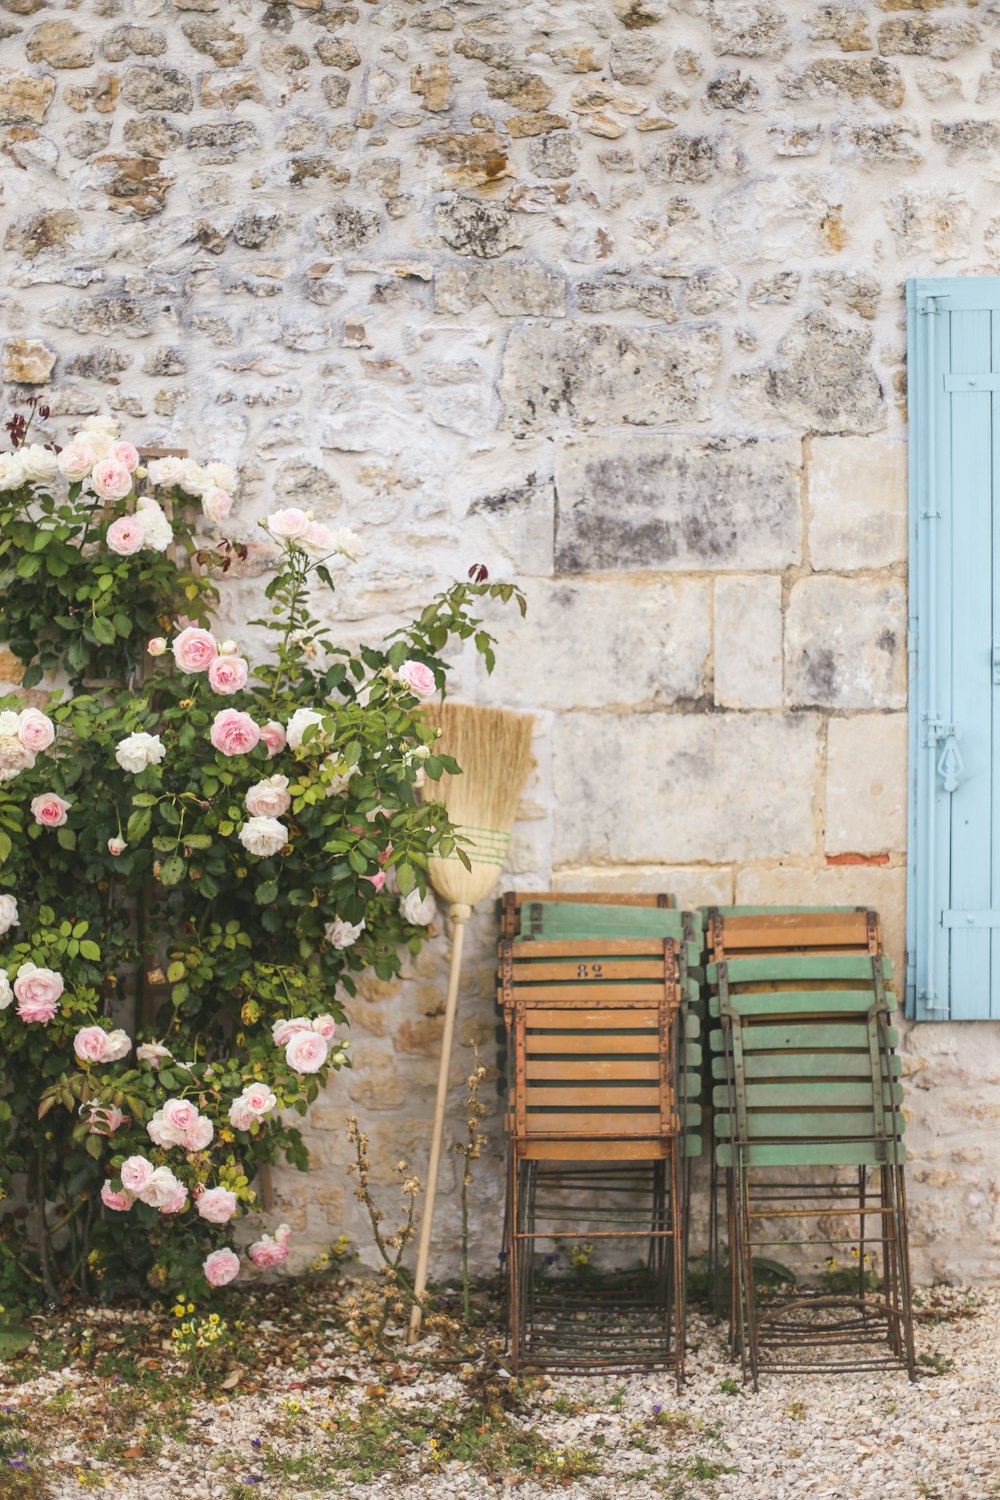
[576,963,604,978]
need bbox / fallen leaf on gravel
[123,1446,143,1459]
[220,1369,243,1390]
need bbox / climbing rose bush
[0,404,524,1301]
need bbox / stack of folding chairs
[704,906,916,1386]
[497,892,703,1381]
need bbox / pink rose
[260,720,286,758]
[84,1103,127,1136]
[396,660,436,700]
[17,708,54,753]
[13,962,63,1023]
[57,438,96,481]
[184,1115,214,1152]
[136,1042,171,1068]
[120,1155,154,1194]
[106,516,145,556]
[301,521,335,556]
[210,708,260,757]
[100,1182,133,1212]
[202,487,233,523]
[245,776,291,819]
[271,1017,312,1048]
[207,654,249,696]
[204,1248,240,1288]
[74,1025,112,1063]
[30,792,70,829]
[196,1186,238,1224]
[249,1237,290,1270]
[162,1098,199,1134]
[92,459,134,501]
[111,441,140,473]
[228,1082,277,1130]
[267,506,310,539]
[312,1014,337,1042]
[365,871,386,894]
[138,1166,184,1209]
[159,1182,189,1215]
[285,1031,329,1074]
[172,626,218,673]
[107,836,127,856]
[147,637,167,657]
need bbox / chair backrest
[704,907,881,962]
[517,901,701,941]
[501,937,682,1158]
[499,889,674,940]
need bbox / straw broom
[407,701,534,1342]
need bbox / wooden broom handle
[408,902,471,1342]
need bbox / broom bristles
[421,702,535,909]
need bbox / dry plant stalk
[455,1049,487,1324]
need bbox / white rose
[115,731,165,774]
[0,453,25,492]
[56,439,96,481]
[401,888,438,927]
[80,415,119,438]
[244,776,291,819]
[332,527,363,562]
[322,759,354,798]
[0,972,11,1010]
[178,459,209,495]
[325,916,365,950]
[136,1165,184,1210]
[238,816,288,858]
[286,707,329,753]
[104,1029,132,1062]
[0,713,19,738]
[0,738,34,775]
[203,460,238,492]
[78,429,113,461]
[0,895,18,936]
[135,497,173,552]
[17,444,59,484]
[146,456,186,489]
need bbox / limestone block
[121,65,195,113]
[552,864,736,908]
[464,472,555,578]
[734,861,906,976]
[707,0,791,57]
[2,337,55,383]
[706,69,762,111]
[931,120,1000,160]
[711,174,849,261]
[434,262,566,317]
[610,34,664,84]
[103,24,166,60]
[528,132,579,178]
[879,19,980,58]
[181,20,247,67]
[553,711,820,864]
[25,19,94,67]
[884,189,971,262]
[734,312,886,434]
[780,58,904,107]
[785,576,907,709]
[3,208,79,259]
[0,70,55,124]
[575,278,678,319]
[832,122,922,169]
[643,133,720,184]
[502,323,721,434]
[554,434,802,574]
[479,577,710,712]
[714,575,783,709]
[825,714,907,855]
[808,6,873,51]
[435,196,524,258]
[808,435,906,569]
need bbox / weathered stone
[507,112,570,138]
[485,67,553,112]
[55,292,153,337]
[65,119,112,157]
[808,435,906,568]
[528,131,579,178]
[832,121,922,168]
[0,70,55,123]
[768,122,825,156]
[552,864,735,909]
[554,712,819,864]
[25,19,94,67]
[123,115,183,156]
[94,155,174,215]
[879,18,980,58]
[918,66,963,102]
[885,188,971,262]
[143,347,185,377]
[808,5,873,51]
[199,69,265,109]
[420,130,510,186]
[121,65,194,114]
[317,37,361,69]
[711,174,847,260]
[65,346,132,381]
[410,60,450,111]
[576,278,679,319]
[735,312,886,434]
[610,34,665,85]
[503,324,722,435]
[435,196,523,259]
[313,202,381,252]
[708,0,791,57]
[707,68,762,111]
[931,120,1000,161]
[64,73,119,114]
[321,75,351,109]
[3,207,80,259]
[785,576,906,708]
[613,0,666,29]
[434,262,566,318]
[714,575,783,709]
[188,121,259,161]
[644,132,719,182]
[826,715,907,855]
[554,435,802,573]
[233,208,284,249]
[481,578,711,711]
[749,270,800,304]
[2,336,55,383]
[810,269,881,320]
[781,58,905,108]
[684,268,739,315]
[102,24,165,60]
[260,39,310,74]
[181,19,246,66]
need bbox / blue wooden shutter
[907,277,1000,1020]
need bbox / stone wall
[1,0,999,1283]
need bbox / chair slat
[711,1052,902,1080]
[524,1007,660,1030]
[521,1110,671,1135]
[500,984,671,1005]
[527,1058,662,1081]
[713,1080,904,1109]
[715,1141,907,1168]
[709,1022,900,1052]
[707,955,889,983]
[712,1109,905,1138]
[525,1085,664,1108]
[512,960,671,981]
[710,991,897,1018]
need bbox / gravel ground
[3,1285,998,1500]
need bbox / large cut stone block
[478,577,711,711]
[808,436,907,569]
[785,576,906,708]
[552,864,735,907]
[714,575,783,708]
[554,435,802,574]
[825,714,908,855]
[553,711,820,864]
[501,322,721,433]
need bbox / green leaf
[183,833,212,850]
[256,879,279,906]
[396,861,416,897]
[347,848,367,875]
[56,826,76,851]
[92,615,116,645]
[0,831,11,866]
[158,853,187,886]
[126,809,152,842]
[79,940,101,962]
[166,961,186,983]
[85,1135,103,1160]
